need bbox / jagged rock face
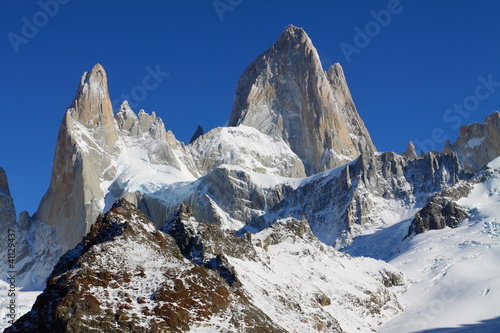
[115,102,183,169]
[6,200,283,333]
[446,111,500,172]
[403,151,473,194]
[407,196,470,236]
[228,25,376,174]
[68,63,119,148]
[34,67,192,255]
[161,204,404,332]
[401,141,418,160]
[158,150,467,248]
[162,203,256,287]
[0,169,60,289]
[406,158,494,238]
[0,168,16,230]
[34,64,121,253]
[0,168,19,282]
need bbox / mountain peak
[69,64,116,133]
[189,124,204,144]
[272,24,318,64]
[279,24,309,43]
[229,25,375,174]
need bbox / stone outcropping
[228,25,376,175]
[401,141,418,160]
[406,195,470,236]
[444,111,500,172]
[6,199,283,333]
[0,168,16,232]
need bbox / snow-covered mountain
[5,199,405,332]
[2,25,500,332]
[378,157,500,332]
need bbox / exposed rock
[0,169,60,289]
[34,69,192,256]
[406,195,470,236]
[404,151,473,194]
[0,168,16,230]
[405,178,474,238]
[6,199,284,333]
[228,25,376,175]
[442,140,454,154]
[445,111,500,172]
[401,141,418,160]
[379,269,405,288]
[34,64,120,253]
[162,202,256,287]
[0,168,18,283]
[167,149,468,248]
[189,124,204,144]
[116,102,183,169]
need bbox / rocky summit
[2,25,500,332]
[228,25,376,175]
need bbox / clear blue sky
[1,0,500,215]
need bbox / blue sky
[1,0,500,215]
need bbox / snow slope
[0,281,41,332]
[370,157,500,332]
[226,218,405,332]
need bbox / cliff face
[0,169,60,289]
[228,25,376,175]
[445,111,500,172]
[34,64,120,252]
[0,168,16,231]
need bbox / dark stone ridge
[405,180,474,238]
[161,202,257,287]
[5,199,284,333]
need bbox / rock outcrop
[0,168,16,232]
[228,25,376,175]
[401,141,418,160]
[406,154,500,238]
[445,111,500,172]
[6,199,283,333]
[406,195,471,236]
